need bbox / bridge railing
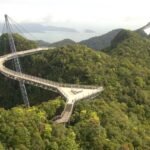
[2,64,100,91]
[2,64,103,102]
[2,64,100,90]
[2,66,57,87]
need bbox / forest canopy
[0,31,149,149]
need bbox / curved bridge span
[0,48,103,123]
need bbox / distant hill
[79,29,122,50]
[84,29,95,33]
[36,39,76,48]
[50,39,76,47]
[110,29,135,48]
[36,40,51,47]
[79,22,150,51]
[108,30,150,64]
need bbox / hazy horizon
[0,0,150,42]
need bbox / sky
[0,0,150,42]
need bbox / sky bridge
[0,47,103,123]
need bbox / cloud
[0,0,150,32]
[84,29,95,33]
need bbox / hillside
[36,39,76,48]
[0,32,149,149]
[50,39,76,47]
[79,29,122,50]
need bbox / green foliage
[0,31,149,149]
[0,98,67,150]
[111,30,138,48]
[50,39,76,47]
[22,44,110,85]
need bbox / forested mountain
[0,31,149,149]
[79,22,150,51]
[36,40,51,47]
[31,22,150,50]
[79,29,122,50]
[35,39,75,48]
[49,39,76,47]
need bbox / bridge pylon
[4,14,30,107]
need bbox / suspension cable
[8,16,38,41]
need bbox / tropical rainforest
[0,30,149,150]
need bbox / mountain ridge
[79,29,123,50]
[79,22,150,50]
[49,39,76,47]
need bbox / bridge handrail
[2,65,99,89]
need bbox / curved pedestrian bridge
[0,48,103,123]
